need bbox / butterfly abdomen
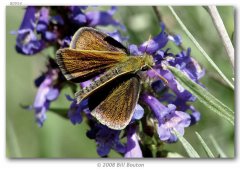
[75,66,124,103]
[75,57,144,104]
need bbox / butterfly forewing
[56,48,128,82]
[56,27,130,82]
[70,27,129,54]
[88,75,141,130]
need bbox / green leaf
[209,135,227,158]
[168,6,234,90]
[167,65,234,125]
[174,130,200,158]
[167,152,184,158]
[49,108,69,119]
[195,132,215,158]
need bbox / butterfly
[56,27,165,130]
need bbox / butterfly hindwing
[88,75,141,130]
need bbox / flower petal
[158,126,171,141]
[132,104,144,120]
[46,88,59,101]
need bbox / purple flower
[14,6,45,55]
[66,95,88,125]
[19,6,36,30]
[69,6,87,25]
[15,6,127,56]
[151,80,166,93]
[51,15,64,25]
[171,97,201,126]
[36,7,49,33]
[124,125,143,158]
[159,95,201,126]
[33,74,59,126]
[23,58,64,126]
[142,94,191,143]
[138,23,168,54]
[147,67,195,101]
[168,34,182,46]
[189,106,201,125]
[87,123,126,157]
[129,44,142,56]
[169,48,205,83]
[60,36,71,48]
[15,29,45,55]
[36,8,59,42]
[86,7,125,29]
[149,48,204,101]
[132,104,144,120]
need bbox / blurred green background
[6,6,234,158]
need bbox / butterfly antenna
[147,64,168,86]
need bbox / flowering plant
[8,6,234,158]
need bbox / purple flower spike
[139,23,168,54]
[87,124,126,157]
[125,125,143,158]
[19,6,36,30]
[14,6,46,55]
[15,29,45,55]
[142,94,191,143]
[33,75,57,127]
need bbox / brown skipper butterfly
[56,27,165,130]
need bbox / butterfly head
[141,54,155,71]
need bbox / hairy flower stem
[207,6,234,69]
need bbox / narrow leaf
[174,130,200,158]
[167,65,234,125]
[207,6,234,68]
[168,6,234,90]
[49,108,69,119]
[195,132,215,158]
[209,135,227,158]
[167,152,184,158]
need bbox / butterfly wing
[88,75,141,130]
[56,27,129,82]
[56,49,128,82]
[70,27,129,54]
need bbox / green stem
[168,6,234,90]
[207,6,234,68]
